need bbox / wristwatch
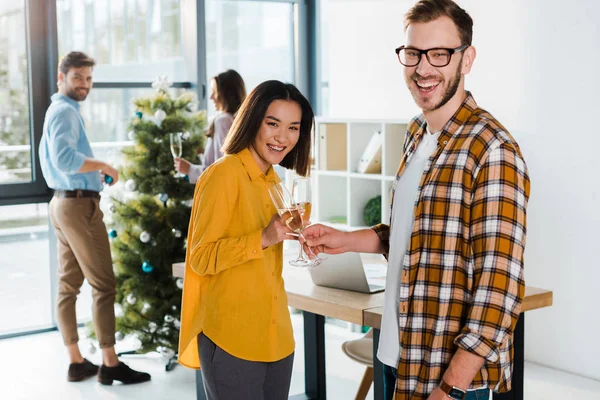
[439,379,467,399]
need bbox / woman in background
[178,80,314,399]
[174,69,246,183]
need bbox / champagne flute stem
[297,230,319,260]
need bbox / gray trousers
[198,333,294,400]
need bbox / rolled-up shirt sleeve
[371,223,390,258]
[47,109,86,174]
[454,144,530,362]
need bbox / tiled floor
[0,312,598,400]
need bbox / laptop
[308,252,386,294]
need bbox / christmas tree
[101,76,206,357]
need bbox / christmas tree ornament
[135,111,143,119]
[181,131,190,140]
[142,261,154,273]
[174,319,181,329]
[183,175,190,183]
[158,193,169,203]
[125,179,137,192]
[154,109,167,124]
[108,229,117,239]
[153,137,162,143]
[126,293,137,305]
[151,75,173,91]
[104,175,113,184]
[176,278,184,289]
[115,331,124,341]
[164,315,174,323]
[127,130,136,141]
[115,303,124,317]
[149,322,157,332]
[88,342,97,355]
[142,303,151,314]
[172,228,182,238]
[139,231,151,243]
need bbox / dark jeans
[383,364,490,400]
[383,364,397,400]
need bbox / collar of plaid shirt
[373,91,530,399]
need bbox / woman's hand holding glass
[261,214,296,249]
[174,157,192,175]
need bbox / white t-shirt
[377,128,440,367]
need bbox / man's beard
[65,87,89,102]
[410,62,462,112]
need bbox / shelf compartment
[317,123,347,171]
[383,123,407,175]
[316,175,348,225]
[348,177,382,227]
[348,123,383,174]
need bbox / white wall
[325,0,600,380]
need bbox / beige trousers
[49,196,116,348]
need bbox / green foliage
[103,87,206,354]
[363,195,382,226]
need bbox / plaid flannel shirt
[372,92,530,399]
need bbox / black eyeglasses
[395,45,468,67]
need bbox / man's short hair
[58,51,96,75]
[405,0,473,46]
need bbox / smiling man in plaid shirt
[302,0,530,399]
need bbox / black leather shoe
[67,358,99,382]
[98,362,151,385]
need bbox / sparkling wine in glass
[291,178,314,266]
[170,132,184,177]
[268,182,319,267]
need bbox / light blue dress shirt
[39,93,102,192]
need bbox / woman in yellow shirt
[178,80,313,399]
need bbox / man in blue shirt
[40,51,150,385]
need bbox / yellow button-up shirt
[178,148,295,369]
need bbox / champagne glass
[292,178,313,266]
[170,132,184,177]
[268,182,320,267]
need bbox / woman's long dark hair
[207,69,246,138]
[222,80,314,177]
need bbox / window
[0,2,32,184]
[0,204,53,335]
[57,0,187,82]
[205,0,295,115]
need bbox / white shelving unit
[285,118,409,231]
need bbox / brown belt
[54,189,100,199]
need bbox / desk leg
[290,311,326,400]
[372,328,384,400]
[494,314,525,400]
[196,369,207,400]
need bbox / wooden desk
[363,287,553,400]
[173,258,553,400]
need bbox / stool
[341,328,374,400]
